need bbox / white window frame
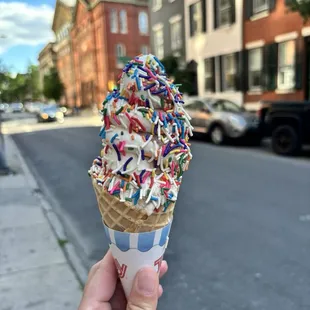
[153,0,162,12]
[277,40,296,90]
[153,24,164,60]
[248,48,263,91]
[252,0,269,15]
[110,9,118,33]
[191,1,203,35]
[138,11,149,35]
[169,15,182,51]
[223,54,236,91]
[217,0,232,27]
[116,43,126,68]
[204,58,213,92]
[141,45,149,55]
[119,10,127,34]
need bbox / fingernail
[136,268,157,296]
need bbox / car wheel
[272,125,301,156]
[210,126,225,145]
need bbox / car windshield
[209,100,243,113]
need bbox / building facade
[71,0,149,108]
[52,0,76,107]
[244,0,310,110]
[38,42,57,92]
[150,0,186,68]
[184,0,243,105]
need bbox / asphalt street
[12,126,310,310]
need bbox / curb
[7,135,89,285]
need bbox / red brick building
[52,0,76,107]
[243,0,310,109]
[71,0,149,108]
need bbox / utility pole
[0,35,10,175]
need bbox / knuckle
[127,300,151,310]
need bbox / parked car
[258,101,310,156]
[37,105,64,123]
[0,103,9,113]
[184,97,261,145]
[10,102,24,113]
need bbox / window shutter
[189,5,195,37]
[263,43,278,91]
[245,1,253,19]
[235,52,242,91]
[219,55,224,92]
[269,0,276,11]
[295,38,303,90]
[230,0,236,24]
[211,57,216,92]
[243,49,249,92]
[214,0,218,29]
[202,0,207,32]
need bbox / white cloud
[0,2,55,54]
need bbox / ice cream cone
[92,179,174,233]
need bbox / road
[12,125,310,310]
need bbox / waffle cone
[92,179,174,233]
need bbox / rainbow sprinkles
[89,54,193,215]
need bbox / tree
[25,64,41,100]
[43,67,64,102]
[287,0,310,22]
[161,55,198,96]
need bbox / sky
[0,0,58,73]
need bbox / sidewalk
[0,137,82,310]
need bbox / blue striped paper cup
[103,219,173,297]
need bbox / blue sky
[0,0,57,73]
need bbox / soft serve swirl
[89,55,193,215]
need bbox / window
[248,48,263,90]
[223,54,236,90]
[141,45,149,54]
[153,0,162,11]
[221,100,242,113]
[189,1,203,36]
[204,58,214,92]
[110,9,118,33]
[116,44,126,68]
[185,100,205,110]
[120,10,127,34]
[278,40,295,90]
[153,27,164,59]
[217,0,233,26]
[139,12,148,35]
[253,0,268,14]
[170,20,182,51]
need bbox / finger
[159,260,168,279]
[81,250,118,304]
[87,260,101,282]
[127,267,159,310]
[158,285,163,298]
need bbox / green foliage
[287,0,310,22]
[0,60,41,102]
[57,238,69,248]
[161,55,198,96]
[43,67,64,102]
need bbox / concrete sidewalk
[0,137,82,310]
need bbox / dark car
[37,105,64,123]
[259,101,310,156]
[184,97,261,145]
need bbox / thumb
[127,267,159,310]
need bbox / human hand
[78,250,168,310]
